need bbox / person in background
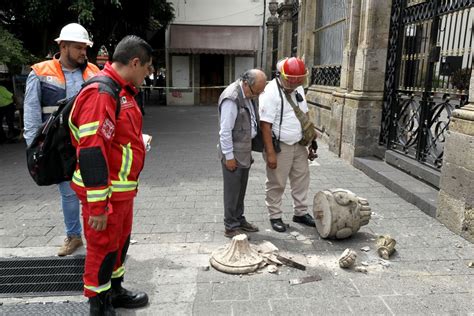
[0,85,18,143]
[23,23,99,256]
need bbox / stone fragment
[255,240,279,254]
[276,255,306,270]
[267,265,279,273]
[338,248,357,268]
[289,275,322,285]
[376,235,396,259]
[296,235,306,241]
[290,232,300,237]
[360,246,370,252]
[354,266,368,273]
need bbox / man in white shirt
[259,57,317,232]
[218,69,267,238]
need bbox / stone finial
[267,0,279,25]
[376,235,396,259]
[210,234,264,274]
[269,0,278,16]
[313,189,371,239]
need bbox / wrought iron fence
[380,0,472,170]
[311,65,342,86]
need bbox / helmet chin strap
[276,76,296,93]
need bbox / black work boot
[111,278,149,309]
[89,290,116,316]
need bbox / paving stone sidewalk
[0,105,473,315]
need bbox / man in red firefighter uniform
[69,35,153,315]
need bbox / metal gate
[380,0,473,169]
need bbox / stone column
[339,0,361,93]
[437,73,474,242]
[329,0,362,154]
[265,0,279,78]
[298,0,316,66]
[277,0,293,59]
[339,0,392,162]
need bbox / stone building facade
[265,0,473,241]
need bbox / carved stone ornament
[313,189,371,239]
[339,248,357,268]
[210,234,265,274]
[376,235,396,259]
[268,0,278,16]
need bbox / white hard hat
[55,23,93,47]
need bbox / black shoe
[89,290,116,316]
[293,214,316,227]
[270,218,287,232]
[224,228,248,238]
[240,221,259,232]
[111,282,149,309]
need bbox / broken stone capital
[313,188,371,239]
[210,234,264,274]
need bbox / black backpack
[26,76,121,186]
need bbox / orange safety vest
[31,53,99,114]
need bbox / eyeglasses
[248,83,256,95]
[247,82,264,97]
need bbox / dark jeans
[222,163,250,230]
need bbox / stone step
[353,156,439,217]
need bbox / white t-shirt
[259,79,308,145]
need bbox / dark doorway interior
[199,54,224,105]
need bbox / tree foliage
[0,26,37,73]
[0,0,174,70]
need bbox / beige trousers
[264,142,310,219]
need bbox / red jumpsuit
[69,62,146,297]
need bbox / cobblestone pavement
[0,105,473,315]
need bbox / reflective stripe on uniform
[111,180,138,192]
[68,101,80,141]
[111,266,125,279]
[84,281,111,294]
[72,170,84,187]
[78,121,100,138]
[86,187,111,203]
[119,143,133,181]
[42,106,59,114]
[74,170,138,193]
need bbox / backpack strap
[82,76,122,119]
